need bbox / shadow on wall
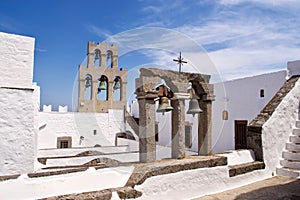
[235,179,300,200]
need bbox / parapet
[42,105,68,112]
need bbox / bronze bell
[156,97,173,113]
[187,98,203,117]
[113,81,121,90]
[97,81,106,93]
[85,79,91,88]
[95,51,100,59]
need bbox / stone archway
[135,68,214,162]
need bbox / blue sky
[1,0,300,110]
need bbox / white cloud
[218,0,300,6]
[91,1,300,81]
[86,24,112,39]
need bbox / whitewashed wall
[0,88,35,175]
[212,71,286,152]
[0,32,35,88]
[0,32,36,176]
[263,78,300,174]
[38,110,124,149]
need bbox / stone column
[87,53,94,67]
[101,53,106,67]
[108,81,113,102]
[92,80,97,100]
[138,94,156,163]
[171,93,189,159]
[78,79,85,102]
[198,100,212,155]
[112,55,118,68]
[121,81,127,101]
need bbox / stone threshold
[228,161,265,177]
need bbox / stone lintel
[172,93,190,100]
[136,91,157,99]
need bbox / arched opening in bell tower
[113,76,121,101]
[84,74,92,100]
[94,49,101,66]
[106,50,113,68]
[97,75,108,100]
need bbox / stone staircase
[124,109,139,137]
[276,120,300,178]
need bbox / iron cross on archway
[173,52,187,73]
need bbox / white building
[0,32,39,175]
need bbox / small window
[57,136,72,148]
[260,89,264,98]
[60,141,69,148]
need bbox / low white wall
[0,166,134,200]
[216,149,255,165]
[262,78,300,174]
[37,146,128,158]
[38,110,124,149]
[0,88,35,175]
[135,166,270,200]
[0,32,35,88]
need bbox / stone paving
[192,176,300,200]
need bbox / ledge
[0,174,20,182]
[126,155,227,187]
[228,161,265,177]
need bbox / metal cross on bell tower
[173,52,187,73]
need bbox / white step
[286,143,300,152]
[276,167,300,178]
[280,159,300,170]
[296,120,300,129]
[282,151,300,161]
[292,128,300,136]
[290,135,300,143]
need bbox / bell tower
[78,42,127,112]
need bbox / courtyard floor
[192,176,300,200]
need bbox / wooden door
[235,120,247,149]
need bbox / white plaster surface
[0,32,35,88]
[287,60,300,78]
[216,149,255,165]
[0,166,134,200]
[38,109,124,149]
[135,166,270,200]
[37,146,128,157]
[0,88,35,175]
[262,78,300,174]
